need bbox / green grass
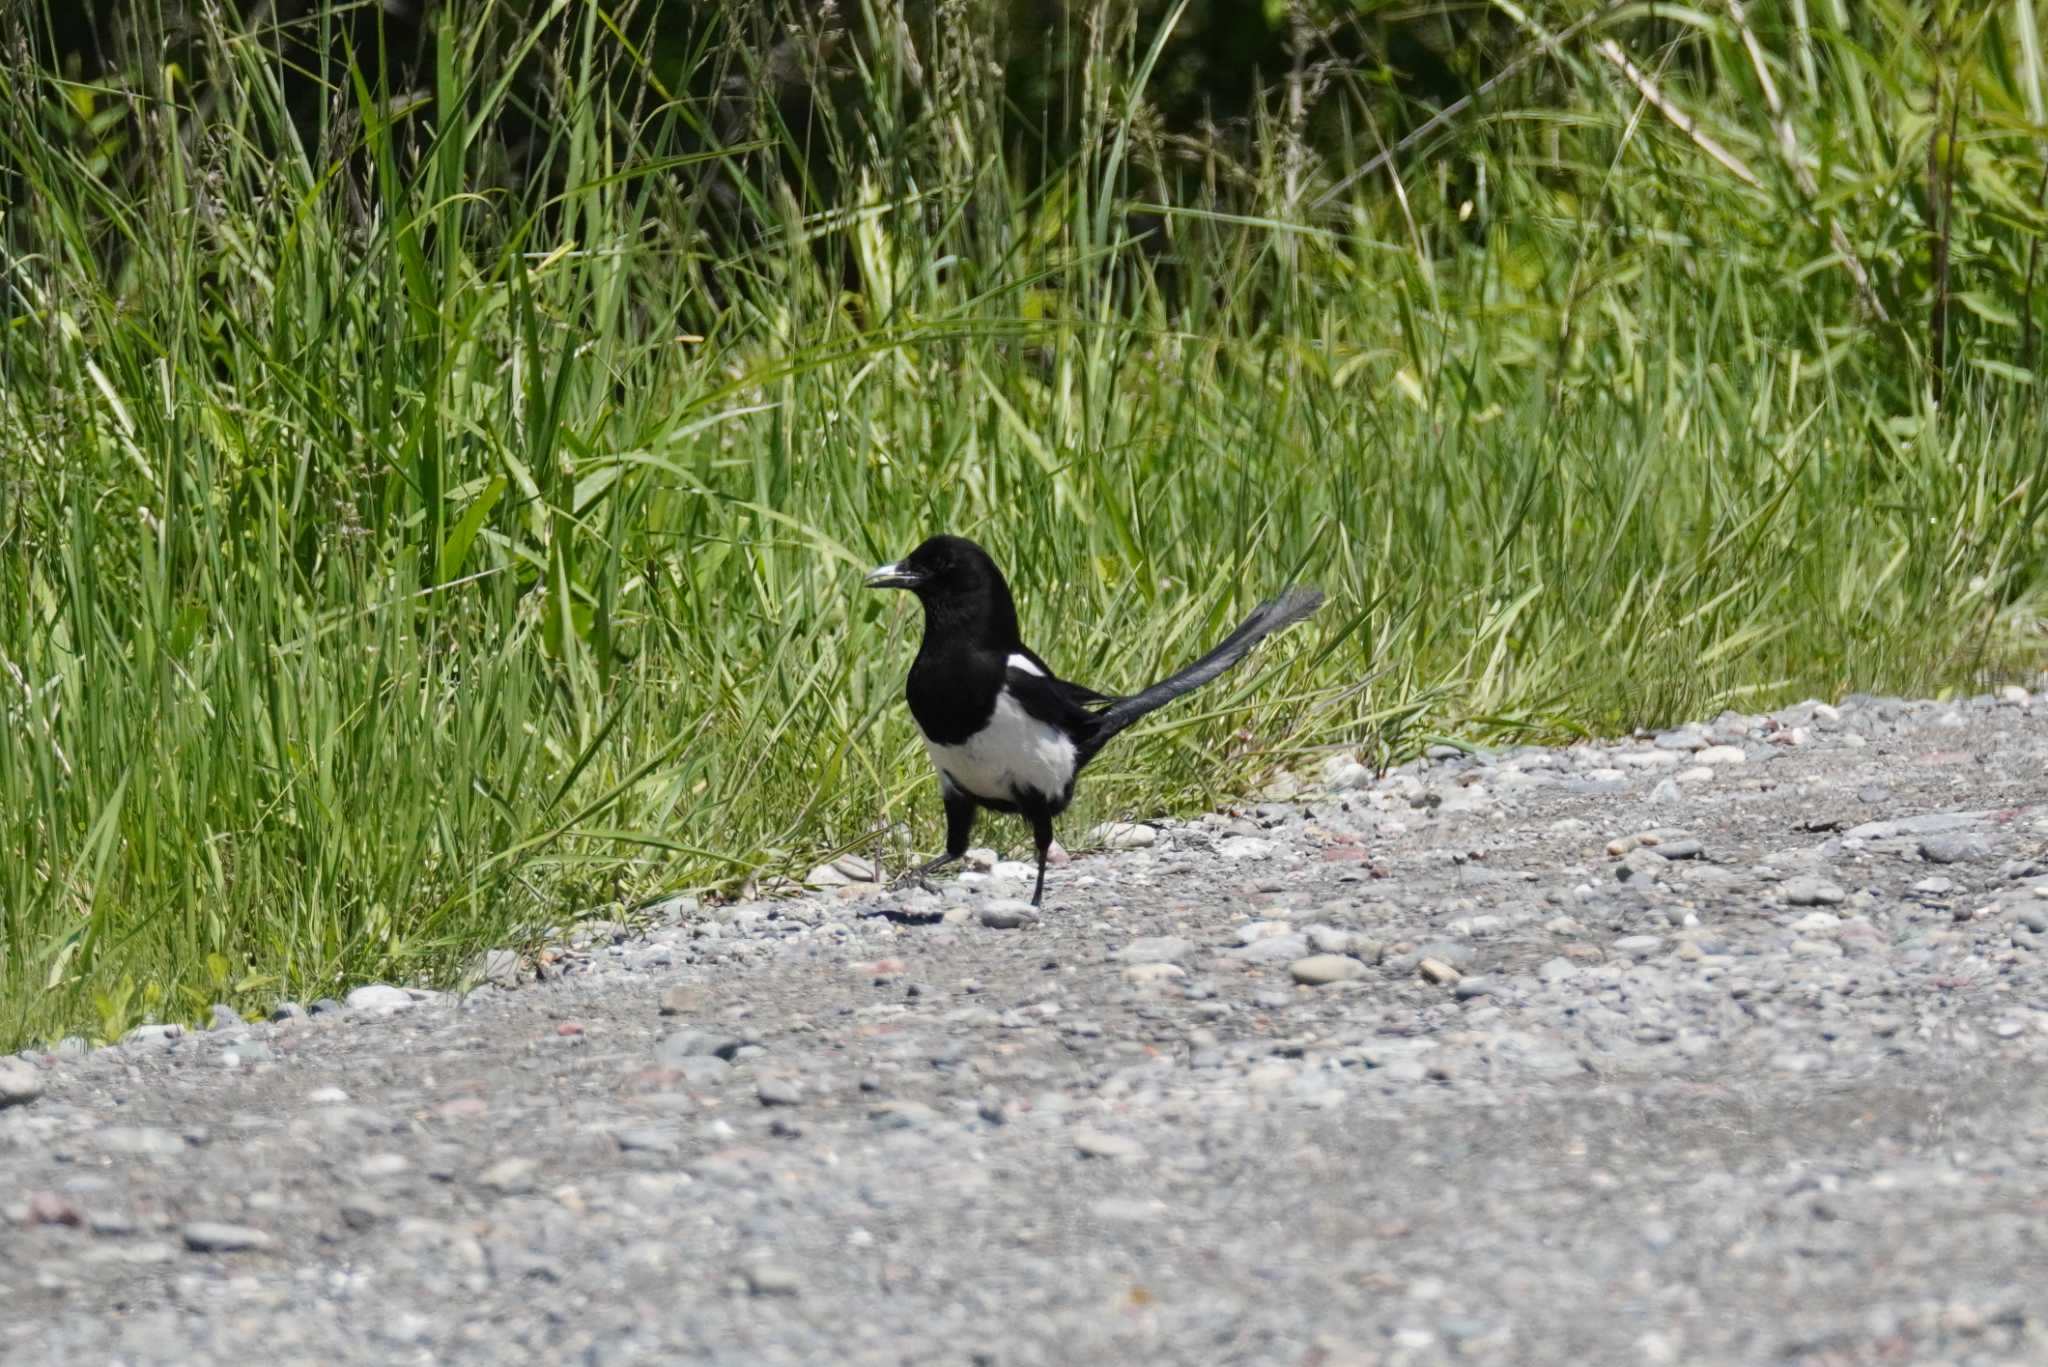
[1,0,2044,1049]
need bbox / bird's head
[864,535,1020,643]
[863,535,1002,601]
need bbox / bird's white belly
[923,690,1077,805]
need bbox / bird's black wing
[1002,658,1112,738]
[1011,647,1118,708]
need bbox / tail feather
[1083,585,1324,755]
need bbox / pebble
[980,900,1040,929]
[756,1076,804,1107]
[1417,958,1462,985]
[467,949,522,987]
[1072,1128,1147,1161]
[123,1023,185,1045]
[1695,745,1746,765]
[1091,822,1159,849]
[1289,954,1367,986]
[0,1058,43,1107]
[1612,935,1664,960]
[1615,849,1668,883]
[1919,834,1991,864]
[656,1030,744,1062]
[26,1191,81,1226]
[180,1222,274,1253]
[869,1101,938,1130]
[614,1127,683,1156]
[477,1158,539,1195]
[1113,936,1193,965]
[95,1126,187,1157]
[1321,756,1372,790]
[345,985,415,1014]
[1782,876,1846,906]
[743,1262,802,1297]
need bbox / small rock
[1289,954,1366,986]
[756,1076,804,1107]
[1090,822,1159,850]
[658,985,708,1016]
[655,1030,745,1063]
[1417,958,1462,986]
[477,1158,539,1196]
[1919,834,1991,865]
[1073,1128,1147,1161]
[962,848,999,872]
[467,949,522,987]
[1321,756,1372,791]
[95,1126,187,1157]
[337,1196,389,1231]
[0,1058,43,1108]
[831,854,879,883]
[180,1222,274,1253]
[207,1003,245,1031]
[1612,935,1664,960]
[1113,936,1192,965]
[1695,745,1746,766]
[1216,836,1276,860]
[614,1127,683,1156]
[743,1262,802,1297]
[1535,956,1579,983]
[344,984,415,1014]
[1121,963,1186,987]
[86,1210,134,1237]
[26,1192,81,1226]
[1453,977,1496,1000]
[869,1101,938,1130]
[122,1023,185,1045]
[1914,877,1956,896]
[1782,876,1846,906]
[980,901,1040,930]
[1615,849,1668,884]
[358,1153,411,1180]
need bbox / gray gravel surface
[7,690,2048,1365]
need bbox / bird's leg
[890,788,976,893]
[1028,812,1056,908]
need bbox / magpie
[864,535,1323,907]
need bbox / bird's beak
[863,561,922,590]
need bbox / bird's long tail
[1082,585,1324,757]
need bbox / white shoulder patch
[1006,653,1046,678]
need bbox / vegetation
[2,0,2044,1049]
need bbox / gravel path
[6,691,2048,1365]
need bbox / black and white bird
[864,535,1323,907]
